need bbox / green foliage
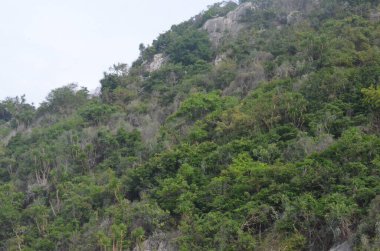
[2,1,380,250]
[362,85,380,109]
[38,83,89,116]
[0,96,35,128]
[166,27,213,66]
[174,91,224,121]
[362,85,380,130]
[79,102,117,125]
[211,59,237,89]
[0,184,23,245]
[100,64,129,102]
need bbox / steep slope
[1,0,380,250]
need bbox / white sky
[0,0,220,105]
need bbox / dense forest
[1,0,380,250]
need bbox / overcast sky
[0,0,220,105]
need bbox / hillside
[1,0,380,250]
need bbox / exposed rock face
[256,0,320,14]
[329,241,352,251]
[370,10,380,22]
[202,2,255,47]
[202,0,322,47]
[133,232,179,251]
[144,53,167,73]
[287,11,303,25]
[214,53,227,66]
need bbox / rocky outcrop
[144,53,167,73]
[255,0,321,15]
[214,53,228,66]
[201,0,322,47]
[133,232,179,251]
[202,2,255,47]
[287,11,303,25]
[329,241,352,251]
[370,10,380,22]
